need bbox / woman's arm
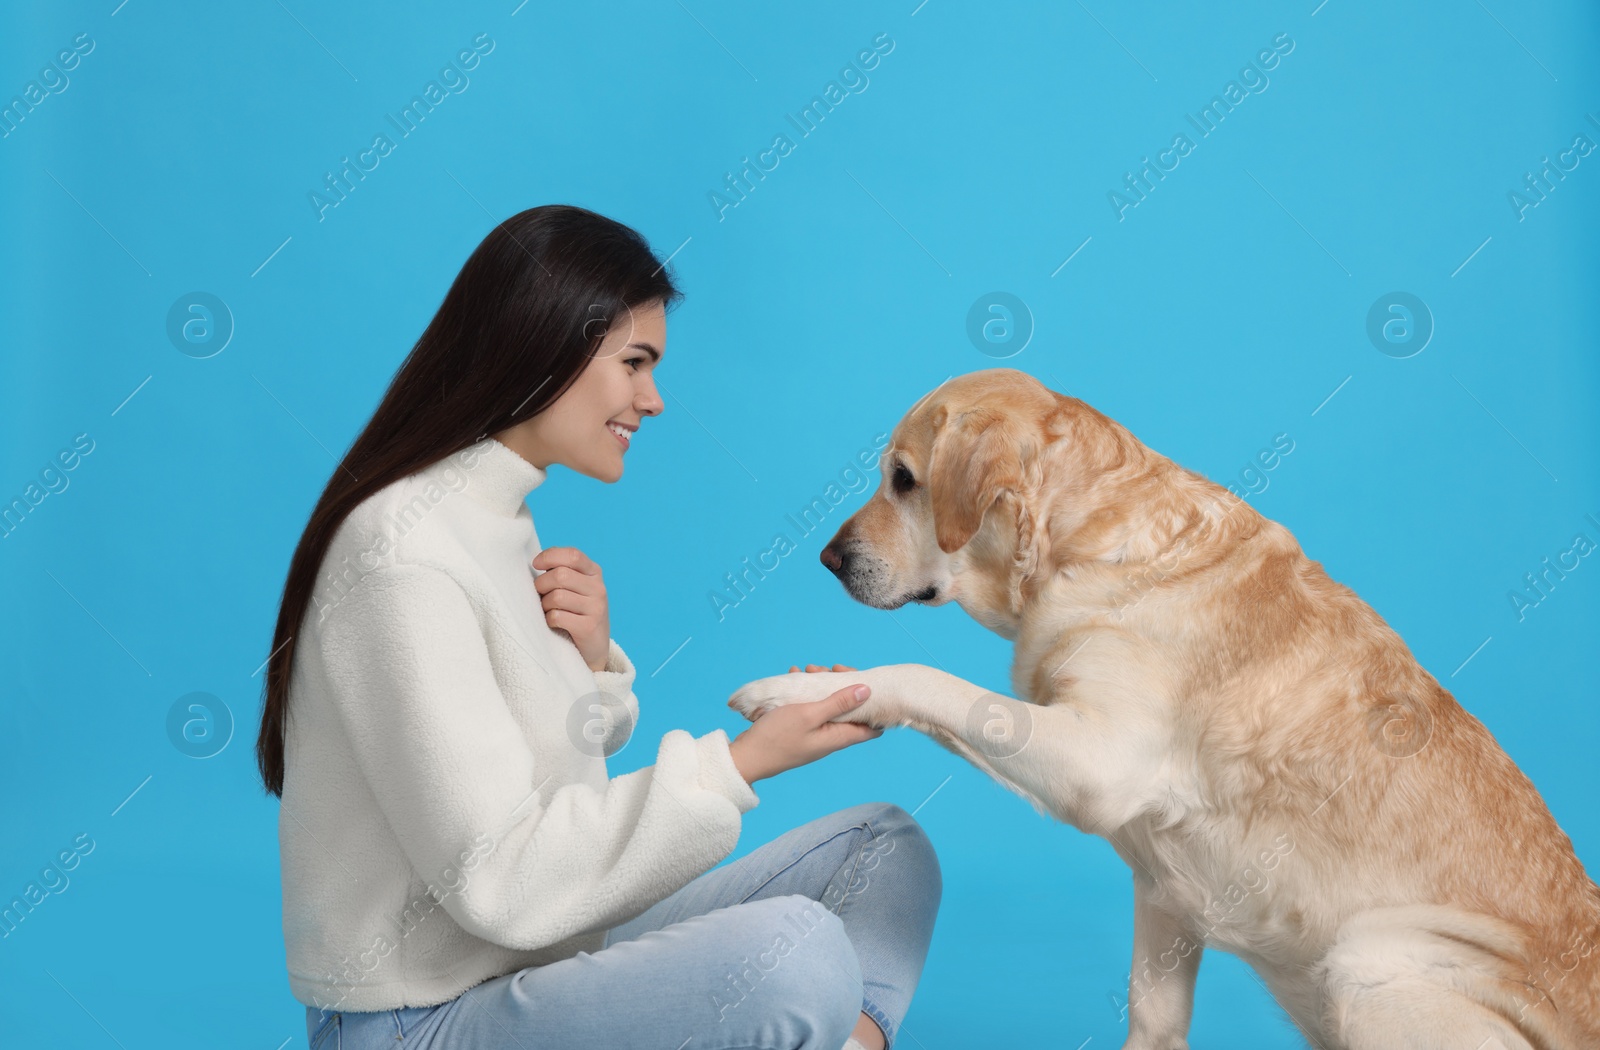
[588,637,641,755]
[312,561,756,951]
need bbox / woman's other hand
[532,546,610,672]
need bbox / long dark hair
[255,204,682,797]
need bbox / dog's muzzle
[820,541,937,608]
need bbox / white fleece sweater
[279,436,760,1012]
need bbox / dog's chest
[1121,820,1309,955]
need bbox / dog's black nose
[820,542,848,576]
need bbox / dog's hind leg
[1325,979,1535,1050]
[1121,877,1202,1050]
[1317,906,1553,1050]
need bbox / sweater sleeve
[312,562,759,951]
[590,637,641,756]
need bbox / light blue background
[2,1,1597,1047]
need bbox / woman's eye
[625,357,644,371]
[892,465,915,492]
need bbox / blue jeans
[305,801,941,1050]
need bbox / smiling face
[495,300,666,482]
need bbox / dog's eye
[892,464,916,493]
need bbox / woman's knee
[855,802,942,902]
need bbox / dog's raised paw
[726,683,773,721]
[727,672,841,721]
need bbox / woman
[255,204,942,1050]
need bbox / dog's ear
[927,406,1024,553]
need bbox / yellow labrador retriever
[729,368,1600,1050]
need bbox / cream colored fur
[729,369,1600,1050]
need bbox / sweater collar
[426,436,547,517]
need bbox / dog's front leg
[729,663,1167,830]
[1122,876,1201,1050]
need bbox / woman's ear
[926,406,1025,553]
